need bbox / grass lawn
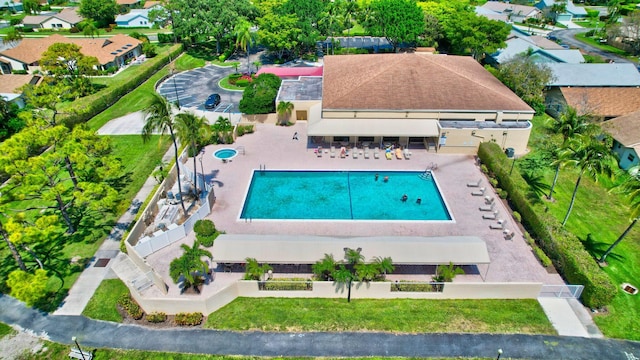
[0,322,15,339]
[175,53,206,71]
[219,75,247,91]
[526,116,640,340]
[205,298,555,334]
[82,279,129,322]
[574,33,632,58]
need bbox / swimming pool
[214,148,238,160]
[240,170,452,221]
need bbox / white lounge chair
[352,147,358,159]
[503,229,515,240]
[403,148,411,159]
[479,202,495,212]
[482,210,499,220]
[471,187,486,196]
[374,147,380,159]
[490,220,505,230]
[364,148,370,159]
[330,146,336,158]
[484,196,495,205]
[467,179,482,187]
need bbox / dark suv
[204,94,221,109]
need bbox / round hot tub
[214,148,238,161]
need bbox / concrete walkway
[538,298,602,338]
[53,143,177,315]
[3,296,640,359]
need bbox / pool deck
[144,121,564,298]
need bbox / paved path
[549,28,632,64]
[3,296,640,359]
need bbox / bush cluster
[477,142,617,308]
[117,294,144,320]
[262,278,312,291]
[236,124,254,137]
[58,44,183,127]
[193,219,218,247]
[174,312,203,326]
[390,281,443,293]
[238,73,282,115]
[146,312,167,323]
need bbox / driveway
[549,29,632,64]
[157,65,244,113]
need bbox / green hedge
[477,142,616,308]
[174,312,203,326]
[59,44,183,127]
[262,278,312,291]
[390,281,443,293]
[117,294,143,320]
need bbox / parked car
[204,94,221,109]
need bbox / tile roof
[321,53,533,112]
[22,8,82,26]
[116,9,149,22]
[529,35,564,49]
[481,2,540,17]
[601,110,640,147]
[143,1,163,8]
[0,74,41,93]
[0,34,142,65]
[560,87,640,118]
[116,0,140,5]
[22,14,51,25]
[547,63,640,86]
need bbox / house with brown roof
[116,0,141,7]
[289,53,534,155]
[0,34,142,73]
[601,110,640,169]
[21,8,83,29]
[0,74,41,108]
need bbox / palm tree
[212,116,233,144]
[142,93,186,214]
[546,107,597,200]
[169,240,212,294]
[343,0,358,53]
[599,169,640,263]
[333,247,364,302]
[276,101,294,126]
[373,256,394,280]
[234,19,253,73]
[556,135,616,226]
[312,253,337,281]
[175,112,209,196]
[244,257,272,281]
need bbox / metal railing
[538,284,584,299]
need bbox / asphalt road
[1,295,640,359]
[548,28,633,64]
[157,65,244,113]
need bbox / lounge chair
[467,179,482,187]
[503,229,515,240]
[353,147,359,159]
[471,187,486,196]
[403,148,411,159]
[374,147,380,159]
[385,151,393,160]
[316,146,323,157]
[395,148,403,159]
[330,146,336,158]
[364,148,370,159]
[484,196,495,205]
[490,220,505,230]
[479,202,495,211]
[482,210,499,220]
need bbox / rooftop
[277,76,323,102]
[560,87,640,118]
[546,63,640,87]
[601,110,640,147]
[0,74,40,93]
[322,53,533,112]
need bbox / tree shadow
[580,233,624,262]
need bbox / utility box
[505,147,515,158]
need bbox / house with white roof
[535,0,587,22]
[477,2,541,23]
[487,30,584,65]
[21,8,83,29]
[115,9,155,28]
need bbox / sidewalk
[53,142,176,315]
[538,298,603,338]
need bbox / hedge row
[59,44,183,127]
[117,294,144,320]
[262,278,312,291]
[477,142,617,308]
[390,281,443,293]
[174,312,203,326]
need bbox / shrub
[497,188,508,199]
[146,312,167,323]
[12,70,28,75]
[117,294,143,320]
[477,142,617,308]
[238,73,282,114]
[533,246,553,267]
[157,33,175,43]
[262,278,311,291]
[236,79,250,87]
[193,219,215,235]
[228,73,242,85]
[69,26,80,33]
[218,54,227,62]
[390,281,442,292]
[512,211,521,223]
[10,19,21,26]
[236,124,254,136]
[142,42,157,58]
[489,178,499,187]
[174,312,203,326]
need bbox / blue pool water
[214,148,238,160]
[240,171,452,221]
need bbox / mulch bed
[117,305,206,329]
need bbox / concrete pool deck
[143,121,565,297]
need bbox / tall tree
[169,241,212,294]
[175,113,209,196]
[546,107,598,200]
[280,0,325,55]
[556,135,616,226]
[257,12,301,60]
[0,96,22,140]
[22,0,40,14]
[333,247,364,302]
[276,101,294,126]
[364,0,425,52]
[79,0,118,28]
[234,18,254,73]
[142,93,186,215]
[494,54,554,113]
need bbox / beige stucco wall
[131,280,543,315]
[439,125,532,155]
[322,110,533,122]
[241,113,278,124]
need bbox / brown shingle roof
[322,53,533,112]
[54,8,83,24]
[117,0,140,5]
[143,1,162,8]
[560,87,640,118]
[0,34,142,66]
[601,110,640,147]
[0,74,41,93]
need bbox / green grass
[526,116,640,340]
[82,279,129,322]
[219,75,246,91]
[345,23,367,36]
[205,298,555,334]
[574,33,631,58]
[0,322,15,339]
[90,44,175,88]
[175,53,206,71]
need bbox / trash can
[505,147,515,158]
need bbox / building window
[296,110,307,120]
[628,154,635,162]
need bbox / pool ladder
[236,146,245,155]
[259,164,266,174]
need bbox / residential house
[0,0,23,12]
[535,0,587,22]
[116,0,141,8]
[0,34,143,73]
[477,2,541,23]
[0,74,41,108]
[487,30,584,65]
[601,111,640,169]
[115,9,154,28]
[143,1,164,10]
[285,53,534,155]
[21,8,83,30]
[544,63,640,118]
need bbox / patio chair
[482,210,499,220]
[467,179,482,187]
[353,147,359,159]
[471,187,486,196]
[503,229,515,240]
[484,196,495,205]
[403,148,411,159]
[395,148,403,159]
[490,220,505,230]
[479,202,495,212]
[374,147,380,159]
[364,147,370,159]
[330,146,336,158]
